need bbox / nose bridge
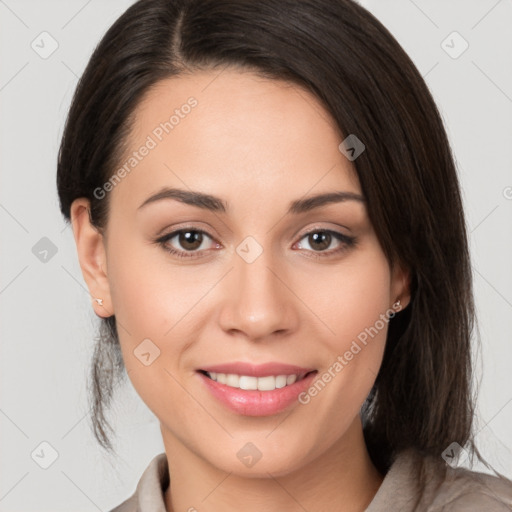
[219,237,296,339]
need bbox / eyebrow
[137,187,365,215]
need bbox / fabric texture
[109,449,512,511]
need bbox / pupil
[310,232,330,251]
[180,231,202,250]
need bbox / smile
[200,370,314,391]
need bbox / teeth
[205,372,303,391]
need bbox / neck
[162,416,384,512]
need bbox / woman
[56,0,512,510]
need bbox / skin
[71,68,410,512]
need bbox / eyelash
[154,227,357,260]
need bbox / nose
[217,245,299,341]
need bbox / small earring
[393,299,401,309]
[94,298,103,306]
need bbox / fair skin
[71,69,410,512]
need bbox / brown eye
[178,230,203,251]
[295,229,357,259]
[307,231,332,251]
[155,228,219,259]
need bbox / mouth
[196,366,319,416]
[197,369,317,391]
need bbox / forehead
[110,68,362,213]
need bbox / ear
[390,260,412,311]
[70,198,113,318]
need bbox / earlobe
[70,198,113,318]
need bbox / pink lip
[196,365,318,417]
[198,361,315,378]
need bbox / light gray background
[1,0,511,510]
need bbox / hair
[56,0,502,477]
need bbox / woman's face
[77,69,409,476]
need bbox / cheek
[105,229,172,364]
[306,247,392,409]
[106,226,205,343]
[319,249,392,351]
[105,230,218,409]
[106,246,192,419]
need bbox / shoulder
[109,494,137,512]
[427,462,512,512]
[366,448,512,512]
[107,452,169,512]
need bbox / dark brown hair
[57,0,493,475]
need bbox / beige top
[110,449,512,511]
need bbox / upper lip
[198,362,316,378]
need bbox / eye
[156,228,220,259]
[155,227,357,260]
[294,229,356,258]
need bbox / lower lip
[197,371,318,416]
